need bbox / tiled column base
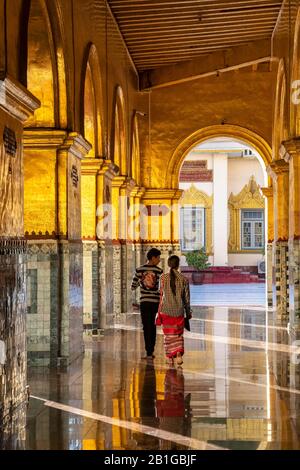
[288,239,300,331]
[82,242,99,335]
[267,244,273,308]
[112,243,122,318]
[273,241,289,324]
[27,240,84,367]
[98,240,114,328]
[27,241,59,366]
[0,239,27,448]
[59,241,84,367]
[121,242,135,313]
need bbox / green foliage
[184,248,211,271]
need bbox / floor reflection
[22,307,300,450]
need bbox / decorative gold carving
[180,184,213,255]
[228,176,265,252]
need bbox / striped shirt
[159,271,191,318]
[131,264,163,304]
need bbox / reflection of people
[156,256,192,366]
[140,362,158,418]
[156,367,192,450]
[136,362,159,450]
[131,248,163,360]
[156,368,185,417]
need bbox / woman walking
[156,255,192,366]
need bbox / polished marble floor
[25,307,300,450]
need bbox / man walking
[131,248,163,360]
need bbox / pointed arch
[167,124,272,189]
[131,112,141,185]
[22,0,68,128]
[112,86,127,175]
[82,44,104,158]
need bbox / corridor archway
[167,125,272,189]
[173,127,271,308]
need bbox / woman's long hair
[168,255,180,296]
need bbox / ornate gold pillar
[81,157,102,334]
[96,160,118,328]
[111,176,136,316]
[261,186,274,309]
[57,133,91,240]
[267,159,289,323]
[0,74,39,444]
[120,178,136,314]
[24,129,91,366]
[280,139,300,333]
[129,187,145,305]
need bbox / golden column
[280,139,300,332]
[261,186,274,244]
[120,178,136,313]
[129,186,145,304]
[57,132,91,240]
[267,159,289,322]
[56,133,91,363]
[111,176,136,315]
[261,186,274,309]
[96,160,118,239]
[0,74,39,431]
[95,159,119,327]
[81,158,103,240]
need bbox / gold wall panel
[84,63,96,158]
[81,173,96,239]
[26,0,55,128]
[145,73,274,190]
[24,148,57,235]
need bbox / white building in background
[179,138,267,273]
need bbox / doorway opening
[178,137,268,308]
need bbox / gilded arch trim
[273,59,288,159]
[131,112,141,185]
[228,176,265,253]
[167,124,272,189]
[112,85,127,175]
[82,43,104,157]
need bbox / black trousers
[140,302,158,356]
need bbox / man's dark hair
[147,248,161,260]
